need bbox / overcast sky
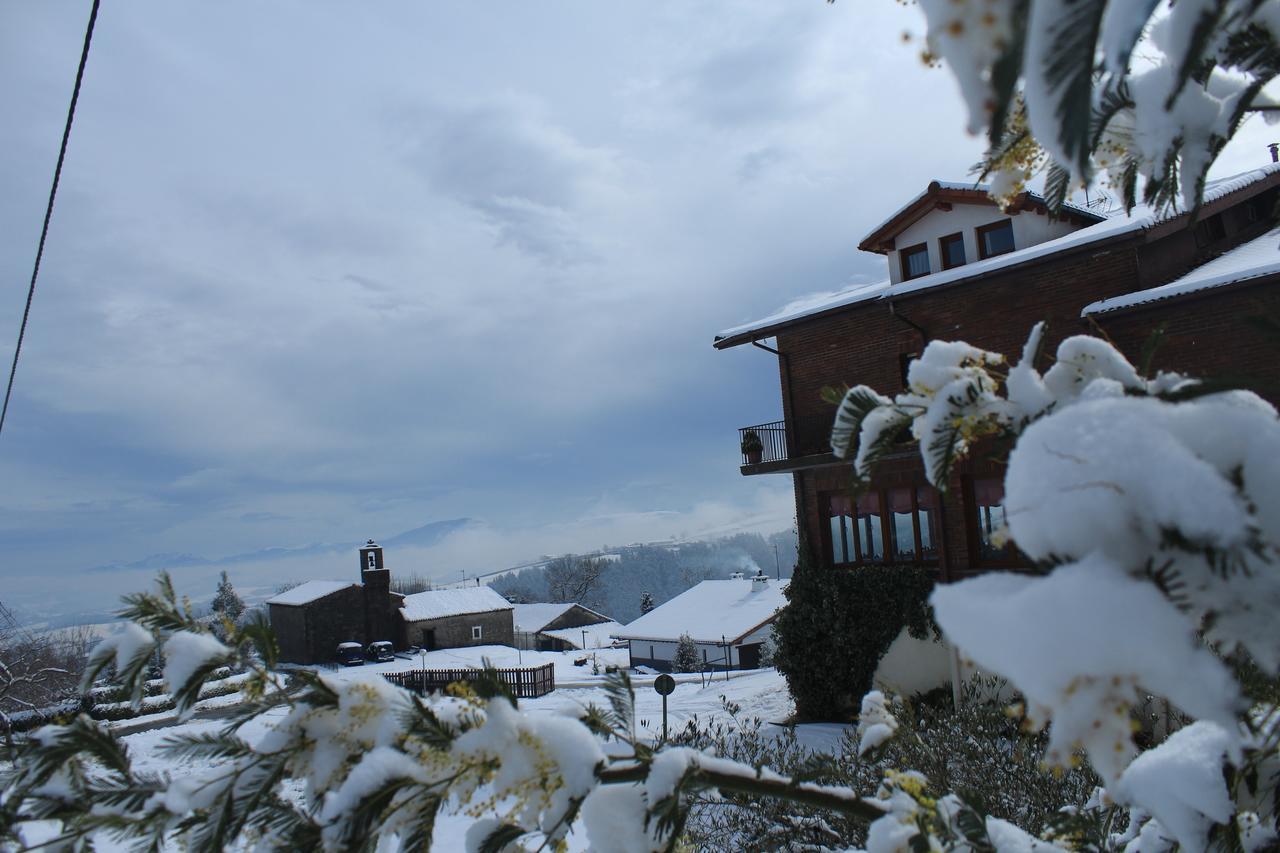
[2,3,1275,618]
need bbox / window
[1194,213,1227,248]
[976,220,1015,259]
[899,351,919,390]
[970,477,1016,562]
[939,232,966,269]
[822,488,940,566]
[471,625,483,640]
[899,243,930,280]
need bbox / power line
[0,0,102,439]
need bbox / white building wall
[871,627,954,696]
[886,204,1084,283]
[628,637,753,669]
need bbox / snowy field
[52,648,845,851]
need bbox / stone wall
[404,609,514,651]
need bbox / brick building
[268,540,516,663]
[714,164,1280,582]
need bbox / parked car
[366,640,394,663]
[336,642,364,666]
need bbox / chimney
[1270,143,1279,163]
[751,573,768,593]
[729,571,745,580]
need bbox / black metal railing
[738,415,834,466]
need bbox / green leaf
[1038,0,1107,173]
[478,822,527,853]
[986,0,1030,148]
[829,385,892,459]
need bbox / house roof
[1084,223,1280,315]
[542,621,626,649]
[400,587,513,623]
[857,180,1104,255]
[266,580,358,607]
[714,164,1280,349]
[511,602,612,633]
[611,578,789,645]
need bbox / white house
[612,574,787,671]
[510,602,621,651]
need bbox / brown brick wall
[777,207,1279,579]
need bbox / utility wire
[0,0,102,439]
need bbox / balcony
[737,414,839,474]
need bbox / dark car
[366,640,394,663]
[336,642,364,666]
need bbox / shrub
[673,633,700,673]
[773,538,935,720]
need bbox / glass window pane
[973,478,1012,560]
[980,221,1014,257]
[916,487,939,559]
[826,495,854,564]
[888,487,915,561]
[902,245,929,279]
[856,492,884,561]
[941,234,966,268]
[828,515,844,563]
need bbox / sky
[2,2,1276,621]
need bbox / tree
[210,571,245,625]
[544,555,605,603]
[898,0,1280,213]
[672,633,700,673]
[0,603,91,732]
[638,591,655,614]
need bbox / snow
[1084,224,1280,314]
[510,602,610,633]
[400,586,513,622]
[856,691,898,757]
[714,164,1280,347]
[162,631,231,697]
[265,579,357,606]
[542,621,626,649]
[1115,721,1236,853]
[611,578,789,644]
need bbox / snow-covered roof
[400,587,513,623]
[1084,224,1280,315]
[511,602,611,633]
[714,164,1280,348]
[542,621,626,649]
[267,580,358,606]
[612,578,789,645]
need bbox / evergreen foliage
[210,571,245,625]
[774,538,936,720]
[639,592,655,614]
[672,633,700,673]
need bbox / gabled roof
[714,164,1280,349]
[542,621,626,649]
[400,587,513,622]
[612,578,788,645]
[511,602,612,633]
[857,180,1104,255]
[1084,223,1280,315]
[267,580,358,607]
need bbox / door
[421,629,436,651]
[737,643,761,670]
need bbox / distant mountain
[85,518,474,574]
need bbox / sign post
[653,673,675,743]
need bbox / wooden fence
[384,662,556,699]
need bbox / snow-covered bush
[905,0,1280,211]
[831,324,1280,850]
[673,633,701,673]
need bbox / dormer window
[977,220,1015,259]
[900,243,930,280]
[939,232,966,269]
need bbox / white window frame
[472,625,483,640]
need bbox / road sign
[653,674,675,696]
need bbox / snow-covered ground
[84,648,843,851]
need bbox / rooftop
[714,164,1280,349]
[266,580,358,607]
[400,586,513,622]
[1084,224,1280,315]
[612,577,789,645]
[512,602,612,633]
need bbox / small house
[612,574,787,671]
[267,539,403,665]
[400,587,515,651]
[511,603,620,651]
